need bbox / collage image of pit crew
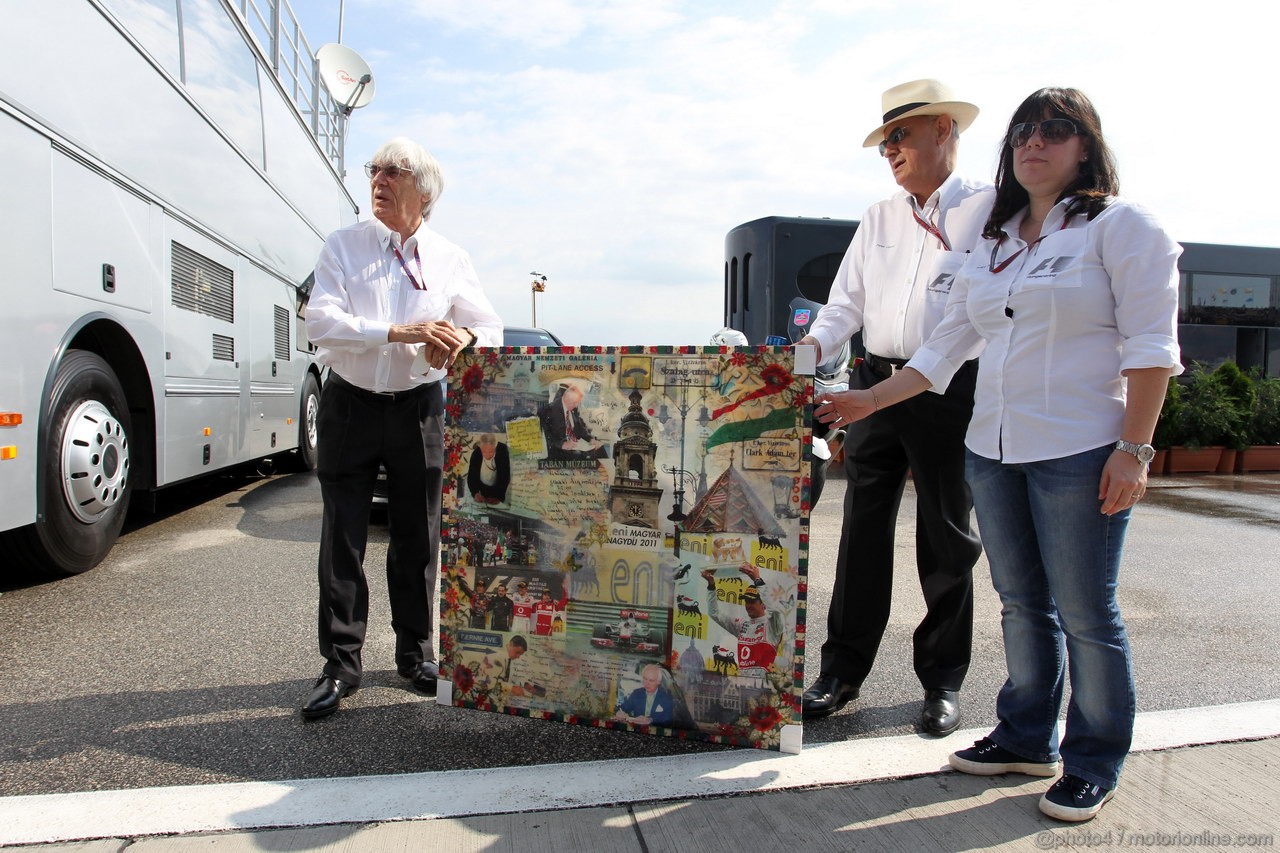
[438,346,812,749]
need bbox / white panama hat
[862,78,979,148]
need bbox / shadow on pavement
[0,675,730,797]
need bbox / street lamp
[530,272,547,326]
[771,473,801,519]
[656,381,709,547]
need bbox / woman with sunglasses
[812,88,1181,821]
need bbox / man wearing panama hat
[796,79,993,735]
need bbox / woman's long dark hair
[982,87,1120,240]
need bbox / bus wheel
[285,372,321,472]
[14,351,133,576]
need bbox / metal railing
[233,0,347,170]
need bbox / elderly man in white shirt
[301,137,502,718]
[796,80,994,735]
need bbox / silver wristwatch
[1114,439,1156,465]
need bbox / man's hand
[795,335,823,363]
[739,563,760,583]
[390,321,470,370]
[701,568,718,590]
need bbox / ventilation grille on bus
[212,333,235,362]
[274,305,291,361]
[171,242,234,322]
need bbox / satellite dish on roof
[316,43,375,114]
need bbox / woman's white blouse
[907,197,1183,464]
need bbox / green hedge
[1154,362,1280,449]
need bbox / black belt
[327,371,439,403]
[864,353,909,380]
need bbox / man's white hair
[371,137,444,219]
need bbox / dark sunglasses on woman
[1008,119,1077,149]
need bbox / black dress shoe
[920,688,961,735]
[397,660,440,695]
[802,673,860,719]
[301,675,356,719]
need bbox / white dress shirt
[306,217,503,391]
[907,197,1183,463]
[807,172,994,361]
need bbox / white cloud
[333,0,1280,345]
[393,0,685,47]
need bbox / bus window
[181,0,266,167]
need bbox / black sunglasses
[878,125,911,157]
[1008,119,1077,149]
[364,162,412,180]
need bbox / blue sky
[289,0,1276,345]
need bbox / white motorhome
[0,0,363,576]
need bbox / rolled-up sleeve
[1104,204,1184,376]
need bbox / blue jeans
[966,445,1135,789]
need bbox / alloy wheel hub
[61,400,129,523]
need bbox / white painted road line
[2,698,1278,846]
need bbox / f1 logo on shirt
[927,272,956,294]
[1026,256,1077,279]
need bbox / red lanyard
[912,208,950,251]
[392,244,425,291]
[988,217,1069,274]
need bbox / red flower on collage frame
[453,665,475,696]
[461,364,486,394]
[748,703,784,732]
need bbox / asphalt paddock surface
[1,468,1277,796]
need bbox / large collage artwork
[438,346,812,751]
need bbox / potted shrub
[1165,363,1234,473]
[1239,375,1280,472]
[1210,361,1256,473]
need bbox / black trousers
[315,373,444,685]
[819,358,981,692]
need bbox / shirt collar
[1003,196,1079,241]
[1044,196,1079,230]
[374,217,431,253]
[903,171,963,218]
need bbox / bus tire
[11,350,133,577]
[285,372,321,472]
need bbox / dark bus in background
[726,216,1280,377]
